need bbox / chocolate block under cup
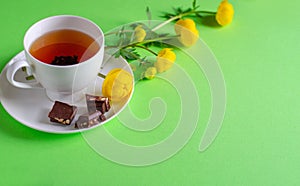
[48,101,77,125]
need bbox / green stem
[152,14,182,31]
[152,11,197,31]
[98,72,106,79]
[128,35,179,47]
[134,45,158,56]
[197,10,216,14]
[127,51,141,60]
[105,35,178,50]
[152,10,216,31]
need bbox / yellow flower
[144,67,157,79]
[216,0,234,26]
[102,68,134,102]
[133,25,146,42]
[174,18,199,47]
[154,48,176,73]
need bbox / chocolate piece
[48,101,77,125]
[99,114,106,122]
[85,94,111,114]
[75,111,102,129]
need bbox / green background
[1,0,299,185]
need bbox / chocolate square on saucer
[48,101,77,125]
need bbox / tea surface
[29,29,99,65]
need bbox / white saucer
[0,51,133,134]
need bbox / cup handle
[6,60,43,89]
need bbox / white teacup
[6,15,104,102]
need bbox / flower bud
[144,67,157,79]
[175,18,199,47]
[216,0,234,26]
[154,48,176,73]
[133,25,146,42]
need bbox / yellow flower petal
[216,0,234,26]
[154,48,176,73]
[157,48,176,60]
[133,25,146,42]
[175,18,199,47]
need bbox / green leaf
[130,23,138,28]
[184,8,192,13]
[25,75,35,81]
[117,26,125,37]
[146,6,151,21]
[113,50,121,58]
[130,22,144,28]
[192,0,196,9]
[143,42,153,48]
[144,41,173,48]
[171,7,177,13]
[118,48,141,61]
[177,7,183,14]
[195,12,203,18]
